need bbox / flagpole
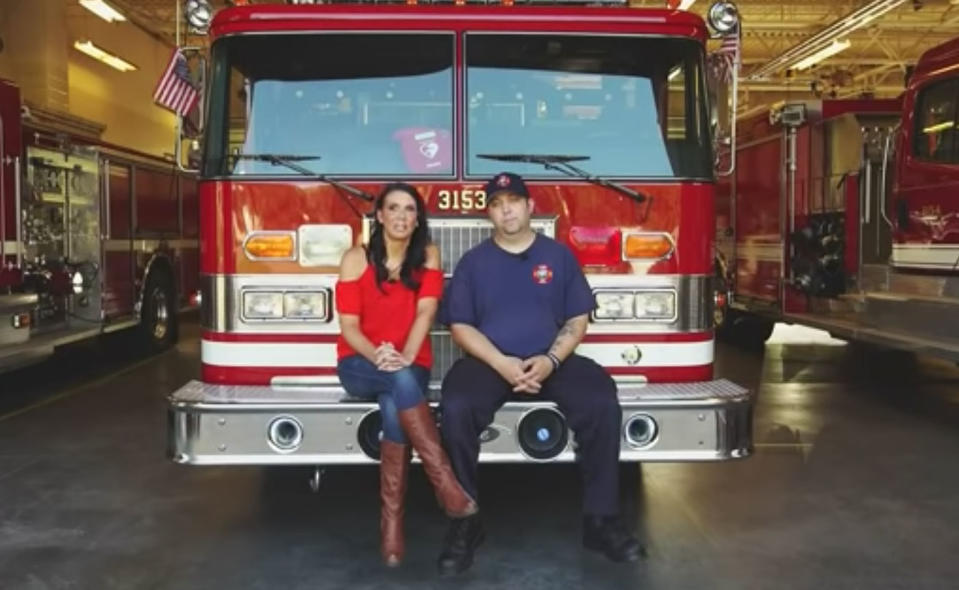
[176,1,181,48]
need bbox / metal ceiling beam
[749,0,911,79]
[740,57,908,66]
[739,82,904,93]
[743,21,959,32]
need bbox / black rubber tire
[139,272,178,352]
[719,311,774,351]
[715,308,741,342]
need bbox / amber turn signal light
[243,232,296,260]
[622,233,674,260]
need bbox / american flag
[153,48,199,117]
[709,34,740,83]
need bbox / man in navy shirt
[436,172,641,575]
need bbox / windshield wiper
[477,153,648,204]
[232,153,374,202]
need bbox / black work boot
[582,515,643,562]
[437,513,485,576]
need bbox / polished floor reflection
[1,321,958,589]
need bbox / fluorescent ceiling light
[668,67,682,81]
[750,0,907,79]
[73,40,137,72]
[792,40,852,70]
[922,121,956,134]
[679,0,697,9]
[79,0,126,23]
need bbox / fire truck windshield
[203,33,455,178]
[477,153,647,203]
[202,32,710,181]
[466,34,711,180]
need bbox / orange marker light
[623,233,674,260]
[244,233,295,259]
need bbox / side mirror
[175,49,208,174]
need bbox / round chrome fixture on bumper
[267,416,304,453]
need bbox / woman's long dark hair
[368,183,430,292]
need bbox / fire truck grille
[425,217,556,380]
[427,216,556,276]
[430,332,462,383]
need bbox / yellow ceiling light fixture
[750,0,907,79]
[922,121,956,135]
[73,40,138,72]
[792,40,852,71]
[78,0,126,23]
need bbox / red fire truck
[167,0,753,476]
[715,37,959,360]
[0,79,199,371]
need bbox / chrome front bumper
[167,379,753,465]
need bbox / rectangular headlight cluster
[594,290,676,321]
[242,290,329,321]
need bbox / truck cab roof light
[707,1,740,35]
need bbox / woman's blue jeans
[336,355,430,444]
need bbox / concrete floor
[2,321,959,589]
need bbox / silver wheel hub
[151,288,169,340]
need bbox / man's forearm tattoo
[549,320,577,356]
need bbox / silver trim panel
[167,379,752,465]
[202,273,339,333]
[202,272,713,334]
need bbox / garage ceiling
[99,0,959,113]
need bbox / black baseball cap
[483,172,530,201]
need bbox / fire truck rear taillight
[243,232,296,260]
[569,226,622,267]
[623,233,674,260]
[11,313,31,329]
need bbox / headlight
[635,291,676,320]
[707,1,740,34]
[184,0,213,34]
[299,224,353,267]
[284,292,328,320]
[243,291,283,319]
[594,292,635,320]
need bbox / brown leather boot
[379,440,410,567]
[398,402,478,518]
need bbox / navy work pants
[440,354,622,516]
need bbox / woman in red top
[336,183,477,567]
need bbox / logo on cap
[496,174,512,187]
[532,264,553,285]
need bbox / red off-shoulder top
[335,264,444,369]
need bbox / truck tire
[719,311,773,351]
[140,272,178,352]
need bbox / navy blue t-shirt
[443,234,595,358]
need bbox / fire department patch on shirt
[532,264,553,284]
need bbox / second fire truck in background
[716,37,959,361]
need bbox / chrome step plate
[167,379,752,465]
